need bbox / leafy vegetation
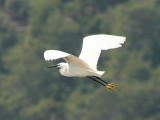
[0,0,160,120]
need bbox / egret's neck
[59,63,69,76]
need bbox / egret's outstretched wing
[79,34,126,70]
[44,50,70,60]
[44,50,93,71]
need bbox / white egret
[44,34,126,91]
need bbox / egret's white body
[44,34,126,91]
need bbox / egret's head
[47,62,67,69]
[58,62,68,68]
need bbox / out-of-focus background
[0,0,160,120]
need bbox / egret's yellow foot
[106,83,117,91]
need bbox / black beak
[47,65,58,68]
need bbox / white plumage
[79,34,126,70]
[44,34,126,91]
[44,50,69,60]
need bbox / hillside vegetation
[0,0,160,120]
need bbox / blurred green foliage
[0,0,160,120]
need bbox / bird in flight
[44,34,126,91]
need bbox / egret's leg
[92,76,117,91]
[87,76,105,87]
[93,76,108,84]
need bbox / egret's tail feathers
[97,71,105,77]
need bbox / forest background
[0,0,160,120]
